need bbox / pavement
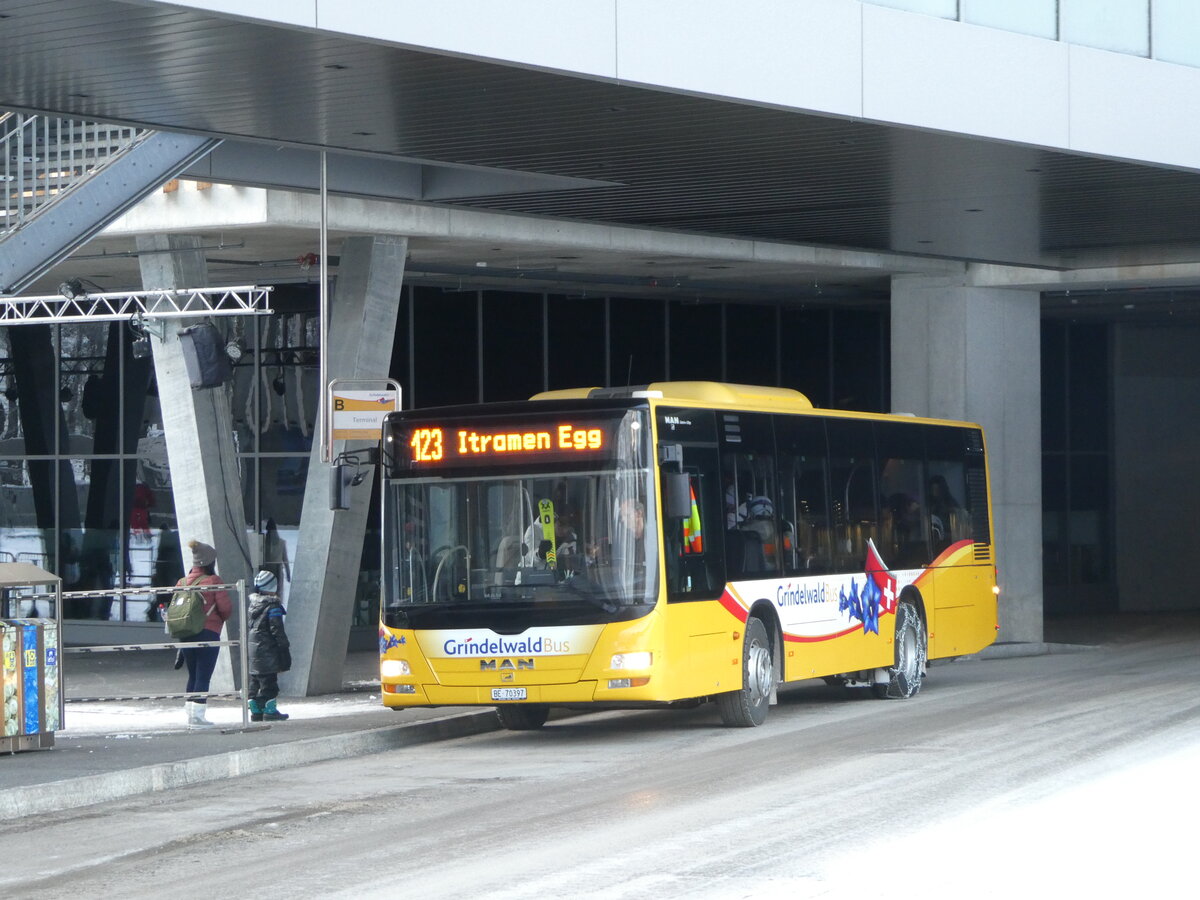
[1,611,1193,820]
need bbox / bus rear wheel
[495,704,550,730]
[717,617,772,727]
[873,600,926,700]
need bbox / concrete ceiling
[5,0,1200,318]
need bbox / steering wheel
[431,545,469,600]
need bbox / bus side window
[722,450,778,579]
[876,421,930,569]
[926,426,973,556]
[665,446,724,600]
[827,419,878,574]
[776,415,831,576]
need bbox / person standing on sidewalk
[248,568,291,722]
[179,539,232,728]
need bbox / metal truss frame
[0,285,273,325]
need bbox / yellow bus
[378,382,998,729]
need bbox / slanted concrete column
[137,233,253,690]
[890,275,1043,643]
[282,235,407,696]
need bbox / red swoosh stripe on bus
[718,588,749,623]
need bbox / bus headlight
[381,659,411,678]
[611,651,652,670]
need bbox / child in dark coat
[248,569,291,722]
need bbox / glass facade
[864,1,1200,67]
[1060,0,1148,56]
[866,0,958,19]
[1041,319,1113,615]
[961,0,1058,39]
[0,283,319,621]
[0,284,887,625]
[1151,0,1200,67]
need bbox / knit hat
[253,569,278,594]
[188,539,216,568]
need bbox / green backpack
[166,574,213,639]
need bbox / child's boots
[263,699,289,721]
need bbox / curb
[0,709,501,820]
[973,640,1099,660]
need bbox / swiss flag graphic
[865,538,898,616]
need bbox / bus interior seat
[726,528,768,576]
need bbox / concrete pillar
[890,275,1043,643]
[281,235,407,696]
[137,233,252,690]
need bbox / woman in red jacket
[180,539,232,728]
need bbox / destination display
[389,411,632,471]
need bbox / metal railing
[55,581,263,733]
[2,111,147,237]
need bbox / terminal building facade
[2,0,1198,690]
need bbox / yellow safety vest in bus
[683,483,703,554]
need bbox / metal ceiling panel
[4,0,1200,278]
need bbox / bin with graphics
[1,562,63,753]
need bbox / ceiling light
[58,278,86,299]
[131,336,151,359]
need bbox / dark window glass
[1068,323,1109,452]
[610,297,665,387]
[481,291,544,402]
[1041,320,1067,451]
[781,308,831,408]
[826,417,877,573]
[1042,454,1068,586]
[1069,453,1109,584]
[720,413,778,578]
[413,286,478,407]
[725,304,777,386]
[5,323,58,456]
[668,301,723,382]
[875,421,929,568]
[776,415,832,575]
[832,310,885,412]
[389,286,411,407]
[548,296,605,389]
[925,426,972,556]
[664,439,725,601]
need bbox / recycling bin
[1,561,63,753]
[2,619,60,751]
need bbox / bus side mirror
[662,472,692,519]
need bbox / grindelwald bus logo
[442,634,572,656]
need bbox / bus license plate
[491,688,527,701]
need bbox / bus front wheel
[873,600,926,700]
[496,704,550,730]
[717,617,772,727]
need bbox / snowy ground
[59,692,386,736]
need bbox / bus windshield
[383,410,657,627]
